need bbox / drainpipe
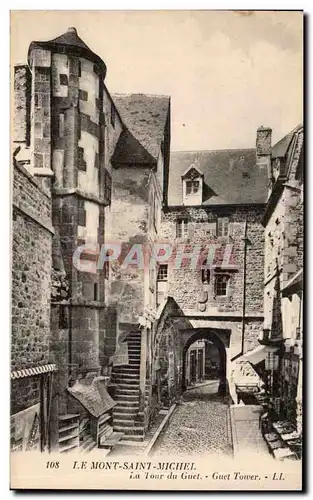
[241,219,248,355]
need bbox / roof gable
[112,93,170,162]
[112,128,155,165]
[182,162,204,179]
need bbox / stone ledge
[13,201,54,235]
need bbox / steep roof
[168,149,267,206]
[272,124,303,159]
[28,27,106,76]
[112,93,170,163]
[49,27,91,51]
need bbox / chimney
[256,126,273,193]
[256,126,272,161]
[13,64,31,146]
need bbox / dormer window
[181,161,204,206]
[186,180,200,195]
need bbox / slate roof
[272,124,303,159]
[112,93,170,164]
[28,27,106,76]
[168,149,267,206]
[49,27,91,51]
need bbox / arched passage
[182,329,227,395]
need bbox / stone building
[11,27,126,451]
[11,153,56,451]
[12,25,303,450]
[260,124,303,431]
[11,26,172,448]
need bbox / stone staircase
[111,332,146,441]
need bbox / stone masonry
[11,160,53,414]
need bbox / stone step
[112,372,140,379]
[99,431,124,449]
[115,386,140,393]
[114,394,140,402]
[113,399,140,407]
[113,425,145,436]
[113,418,144,428]
[119,436,145,443]
[113,366,140,372]
[112,379,140,386]
[113,408,138,417]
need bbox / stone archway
[182,329,227,395]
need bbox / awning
[282,269,303,297]
[67,376,116,418]
[241,345,279,366]
[233,361,264,389]
[11,363,58,380]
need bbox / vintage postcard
[10,10,303,491]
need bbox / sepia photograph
[10,9,303,490]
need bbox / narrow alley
[151,381,233,457]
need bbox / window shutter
[217,218,223,237]
[188,221,194,240]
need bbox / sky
[11,10,303,151]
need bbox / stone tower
[25,27,111,410]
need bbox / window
[34,93,40,108]
[78,60,81,77]
[94,283,98,301]
[214,274,229,296]
[59,74,68,86]
[36,67,49,82]
[69,58,80,76]
[157,265,168,306]
[34,153,43,169]
[78,147,87,171]
[78,199,86,226]
[201,261,210,284]
[157,264,168,281]
[59,112,65,138]
[79,89,88,101]
[95,152,99,168]
[104,169,112,203]
[186,180,200,195]
[59,307,68,329]
[34,121,42,138]
[176,218,188,238]
[34,93,49,109]
[217,217,229,237]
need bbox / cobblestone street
[151,380,233,457]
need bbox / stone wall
[13,65,31,145]
[11,162,53,414]
[107,167,151,328]
[263,128,303,333]
[160,205,265,318]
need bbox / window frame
[217,217,230,237]
[59,73,69,86]
[79,89,88,102]
[214,273,230,297]
[157,264,168,282]
[176,218,189,239]
[186,179,200,195]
